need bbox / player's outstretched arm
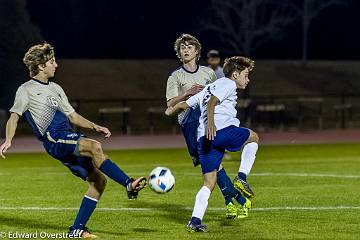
[68,112,111,138]
[167,84,204,107]
[0,113,20,159]
[206,95,219,140]
[165,101,189,116]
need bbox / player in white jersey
[166,34,247,219]
[0,43,146,238]
[166,56,259,232]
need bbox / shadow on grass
[94,223,159,236]
[92,228,130,237]
[131,228,158,233]
[218,216,245,227]
[0,215,62,231]
[127,200,190,224]
[0,215,138,237]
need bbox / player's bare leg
[69,169,107,239]
[78,138,146,199]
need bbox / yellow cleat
[233,177,255,198]
[237,198,252,219]
[226,202,238,219]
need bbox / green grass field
[0,143,359,239]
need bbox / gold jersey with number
[10,79,75,141]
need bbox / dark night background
[1,0,360,111]
[26,0,359,59]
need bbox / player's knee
[248,130,259,143]
[203,173,217,191]
[90,141,104,156]
[204,181,216,191]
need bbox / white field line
[178,172,360,178]
[182,172,360,179]
[3,172,360,179]
[0,206,359,212]
[24,172,360,179]
[99,172,360,179]
[251,172,360,179]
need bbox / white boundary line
[3,172,360,179]
[250,172,360,179]
[0,206,359,212]
[124,172,360,179]
[181,172,360,178]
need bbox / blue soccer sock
[72,195,98,230]
[217,168,235,205]
[190,216,202,225]
[234,191,246,205]
[99,159,132,188]
[237,172,247,181]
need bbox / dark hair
[23,43,55,77]
[174,33,202,62]
[223,56,254,78]
[207,49,220,58]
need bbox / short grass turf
[0,143,359,239]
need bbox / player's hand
[0,140,11,159]
[206,123,217,140]
[165,106,174,116]
[185,84,204,97]
[94,125,111,138]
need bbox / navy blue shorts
[180,107,201,167]
[198,125,250,174]
[43,131,94,181]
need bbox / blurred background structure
[1,0,359,136]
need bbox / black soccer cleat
[186,222,208,233]
[68,226,97,238]
[127,177,147,200]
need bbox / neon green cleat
[237,198,252,219]
[233,177,255,199]
[226,202,238,219]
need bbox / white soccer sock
[239,142,258,176]
[191,186,211,220]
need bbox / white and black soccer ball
[148,167,175,193]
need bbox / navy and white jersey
[10,79,75,141]
[166,65,217,124]
[186,77,240,140]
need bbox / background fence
[11,94,359,136]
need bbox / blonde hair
[174,34,202,62]
[23,43,55,77]
[223,56,255,78]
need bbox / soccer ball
[148,167,175,193]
